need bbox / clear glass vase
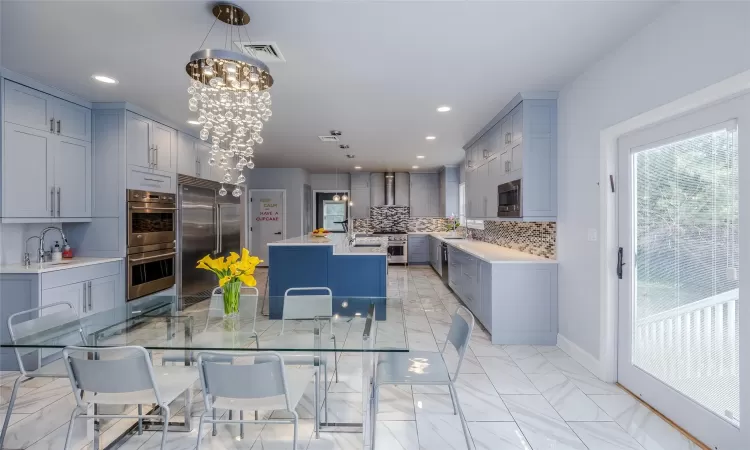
[222,279,241,319]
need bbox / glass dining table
[1,294,408,450]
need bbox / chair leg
[332,335,339,383]
[448,381,473,450]
[62,407,81,450]
[137,404,143,434]
[313,369,320,439]
[240,410,244,439]
[0,374,25,447]
[212,408,217,436]
[371,384,380,450]
[292,412,299,450]
[159,405,170,450]
[195,412,206,450]
[448,383,458,415]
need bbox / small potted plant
[196,249,262,318]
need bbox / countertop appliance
[373,231,407,264]
[177,175,245,308]
[497,179,522,218]
[126,189,177,301]
[441,242,449,286]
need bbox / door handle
[88,281,92,310]
[50,118,55,133]
[129,206,176,211]
[128,252,177,263]
[274,232,282,235]
[57,187,61,217]
[50,187,55,217]
[56,120,61,135]
[617,247,625,280]
[214,207,220,254]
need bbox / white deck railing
[634,289,739,380]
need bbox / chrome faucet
[38,226,68,263]
[24,236,42,266]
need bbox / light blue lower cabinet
[446,248,557,345]
[407,235,429,264]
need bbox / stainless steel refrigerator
[177,175,245,307]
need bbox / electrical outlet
[587,228,598,242]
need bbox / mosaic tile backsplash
[353,206,454,233]
[468,221,557,259]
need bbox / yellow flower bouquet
[197,248,262,317]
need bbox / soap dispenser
[51,241,62,262]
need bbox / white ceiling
[1,1,669,172]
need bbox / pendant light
[332,166,341,201]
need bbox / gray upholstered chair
[372,305,475,449]
[1,301,86,448]
[195,351,319,448]
[61,345,198,450]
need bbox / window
[458,182,466,225]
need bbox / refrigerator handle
[216,204,222,254]
[213,205,220,255]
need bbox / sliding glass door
[617,94,749,449]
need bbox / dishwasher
[441,242,450,286]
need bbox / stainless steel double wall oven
[126,189,177,300]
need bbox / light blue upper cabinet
[54,99,92,142]
[151,121,176,173]
[350,172,371,218]
[55,138,91,218]
[394,172,410,206]
[463,94,557,220]
[409,172,439,217]
[1,80,92,222]
[177,132,198,177]
[126,111,151,169]
[2,123,55,219]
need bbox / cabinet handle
[154,145,159,167]
[196,159,200,177]
[50,118,55,133]
[143,178,165,183]
[50,187,55,217]
[82,282,87,313]
[56,120,61,135]
[483,149,489,159]
[88,281,92,311]
[57,188,61,217]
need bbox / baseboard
[557,333,606,380]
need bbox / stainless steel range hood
[384,172,396,205]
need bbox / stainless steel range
[372,231,407,265]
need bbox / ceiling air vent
[318,136,339,143]
[236,41,286,63]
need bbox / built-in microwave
[497,179,522,217]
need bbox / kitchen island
[267,233,388,319]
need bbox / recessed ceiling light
[187,120,201,125]
[425,136,436,140]
[354,166,362,170]
[91,74,118,84]
[437,106,451,112]
[412,165,419,169]
[416,155,425,159]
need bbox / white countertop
[269,234,388,256]
[0,257,123,274]
[417,232,556,264]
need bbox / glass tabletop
[2,295,408,354]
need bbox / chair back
[442,306,475,380]
[63,346,160,408]
[281,287,332,334]
[8,302,85,375]
[197,351,291,411]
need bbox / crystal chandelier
[185,3,274,196]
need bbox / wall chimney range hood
[384,172,396,206]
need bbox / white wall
[247,168,310,239]
[310,173,350,191]
[557,1,750,362]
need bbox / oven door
[387,243,406,262]
[128,202,177,247]
[127,246,176,300]
[497,180,521,217]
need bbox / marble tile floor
[0,266,703,450]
